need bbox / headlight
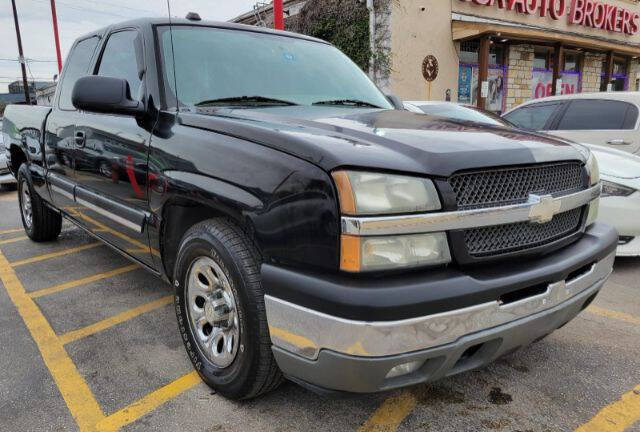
[602,181,635,197]
[332,170,441,215]
[333,170,450,272]
[340,233,451,272]
[585,152,601,226]
[586,152,600,186]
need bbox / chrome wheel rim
[20,180,32,229]
[186,256,239,368]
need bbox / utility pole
[50,0,63,73]
[273,0,284,30]
[10,0,31,105]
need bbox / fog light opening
[385,360,424,379]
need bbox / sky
[0,0,260,93]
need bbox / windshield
[158,26,392,110]
[414,104,514,127]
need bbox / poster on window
[486,68,505,113]
[458,65,473,104]
[458,66,504,113]
[531,71,580,99]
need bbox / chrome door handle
[606,139,631,145]
[74,131,86,147]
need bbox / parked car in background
[0,119,18,190]
[407,101,639,257]
[587,144,640,256]
[403,101,509,126]
[503,92,640,154]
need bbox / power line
[71,0,157,15]
[0,58,58,63]
[27,0,130,19]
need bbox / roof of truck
[76,17,327,45]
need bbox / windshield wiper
[312,99,382,108]
[195,96,298,107]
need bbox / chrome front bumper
[265,250,615,361]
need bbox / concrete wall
[389,0,459,101]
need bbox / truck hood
[178,106,586,177]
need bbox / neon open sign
[461,0,640,35]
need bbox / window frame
[91,27,146,108]
[552,99,640,132]
[55,34,101,112]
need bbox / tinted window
[557,100,638,130]
[97,31,142,100]
[57,37,99,110]
[503,102,560,130]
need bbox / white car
[502,92,640,155]
[0,119,17,190]
[405,101,640,256]
[587,143,640,256]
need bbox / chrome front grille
[449,162,584,210]
[465,208,583,257]
[448,162,586,258]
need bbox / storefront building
[387,0,640,113]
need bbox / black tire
[17,164,62,242]
[173,218,283,400]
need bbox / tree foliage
[287,0,371,72]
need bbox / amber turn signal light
[340,235,361,272]
[332,171,357,215]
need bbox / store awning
[452,13,640,56]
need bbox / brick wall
[582,53,604,93]
[505,45,534,111]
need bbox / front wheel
[17,164,62,242]
[173,218,283,400]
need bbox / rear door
[45,35,100,210]
[73,28,156,269]
[549,99,640,154]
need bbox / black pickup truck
[2,17,617,400]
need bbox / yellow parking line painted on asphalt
[58,295,173,345]
[68,208,160,257]
[0,194,18,201]
[357,391,417,432]
[576,384,640,432]
[586,305,640,326]
[0,249,106,430]
[30,264,140,299]
[0,235,28,245]
[96,371,201,432]
[10,242,102,267]
[0,228,24,235]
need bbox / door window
[503,102,560,130]
[57,36,99,110]
[97,30,143,100]
[556,100,638,130]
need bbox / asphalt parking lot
[0,187,638,432]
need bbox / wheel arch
[158,173,264,282]
[9,144,28,177]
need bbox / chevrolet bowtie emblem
[528,194,561,224]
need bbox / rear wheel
[17,164,62,242]
[173,218,283,400]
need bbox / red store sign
[460,0,640,35]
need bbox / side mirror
[385,94,405,110]
[72,76,144,116]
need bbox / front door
[73,29,156,269]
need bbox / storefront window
[531,46,581,100]
[458,41,506,114]
[601,58,628,91]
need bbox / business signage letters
[461,0,640,35]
